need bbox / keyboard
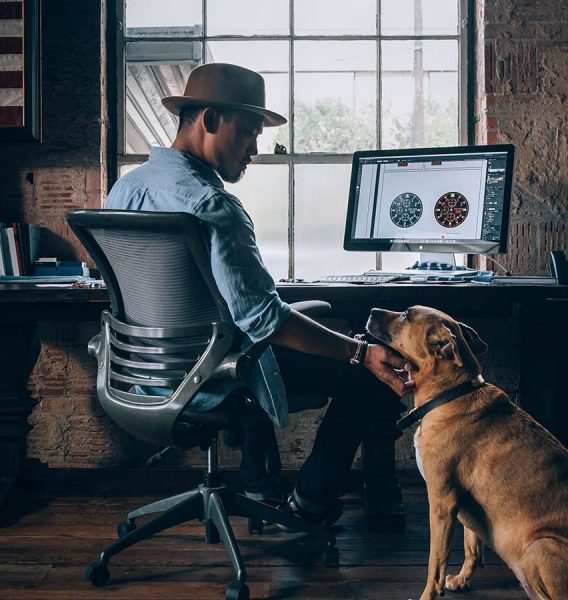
[315,274,401,284]
[315,269,485,284]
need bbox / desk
[1,281,567,513]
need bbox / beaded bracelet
[349,339,368,366]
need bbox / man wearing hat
[105,63,409,526]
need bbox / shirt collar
[148,147,224,190]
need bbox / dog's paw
[445,573,471,591]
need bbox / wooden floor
[0,471,525,600]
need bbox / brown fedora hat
[162,63,287,127]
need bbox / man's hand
[364,343,415,396]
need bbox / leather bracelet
[349,339,368,366]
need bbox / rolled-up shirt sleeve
[196,190,291,343]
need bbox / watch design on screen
[390,193,423,228]
[434,192,469,228]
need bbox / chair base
[85,482,338,600]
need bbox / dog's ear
[456,321,488,355]
[429,325,464,367]
[445,320,484,375]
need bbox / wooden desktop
[0,280,566,517]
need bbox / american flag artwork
[0,0,23,127]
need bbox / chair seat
[173,390,268,448]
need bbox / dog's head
[366,305,488,381]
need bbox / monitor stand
[415,251,458,271]
[364,252,478,278]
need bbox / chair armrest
[210,339,270,381]
[88,333,102,358]
[289,300,331,318]
[210,352,253,381]
[209,301,331,383]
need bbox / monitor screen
[344,144,515,254]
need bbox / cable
[481,254,512,276]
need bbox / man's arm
[266,309,409,396]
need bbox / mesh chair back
[90,228,220,327]
[67,210,232,328]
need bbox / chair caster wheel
[85,561,110,587]
[117,520,136,538]
[226,580,249,600]
[248,516,263,535]
[324,543,339,567]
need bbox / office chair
[66,209,338,600]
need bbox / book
[0,222,43,276]
[28,224,42,266]
[11,223,25,275]
[5,227,20,275]
[17,222,31,275]
[0,225,13,275]
[0,236,5,275]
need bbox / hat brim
[161,96,287,127]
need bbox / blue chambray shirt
[105,147,291,428]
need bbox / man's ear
[202,107,221,134]
[457,321,488,355]
[428,324,463,367]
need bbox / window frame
[113,0,474,277]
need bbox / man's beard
[218,165,246,184]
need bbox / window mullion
[202,0,207,61]
[117,1,126,157]
[376,0,382,270]
[377,0,382,151]
[288,0,295,278]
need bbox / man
[106,63,410,526]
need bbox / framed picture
[0,0,40,142]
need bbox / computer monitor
[344,144,515,256]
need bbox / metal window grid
[115,0,472,277]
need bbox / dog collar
[397,375,487,432]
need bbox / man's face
[210,110,264,183]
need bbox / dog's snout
[366,309,393,345]
[370,308,389,322]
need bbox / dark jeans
[240,346,403,506]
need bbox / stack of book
[33,258,90,277]
[0,222,42,276]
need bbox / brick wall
[0,1,107,469]
[0,1,566,473]
[476,0,568,274]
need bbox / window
[118,0,470,279]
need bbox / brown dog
[367,305,568,600]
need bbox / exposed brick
[539,43,568,98]
[486,41,539,95]
[35,169,87,211]
[486,115,500,129]
[486,131,499,144]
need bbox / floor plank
[0,472,524,599]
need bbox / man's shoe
[245,490,286,525]
[277,493,343,530]
[245,488,286,507]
